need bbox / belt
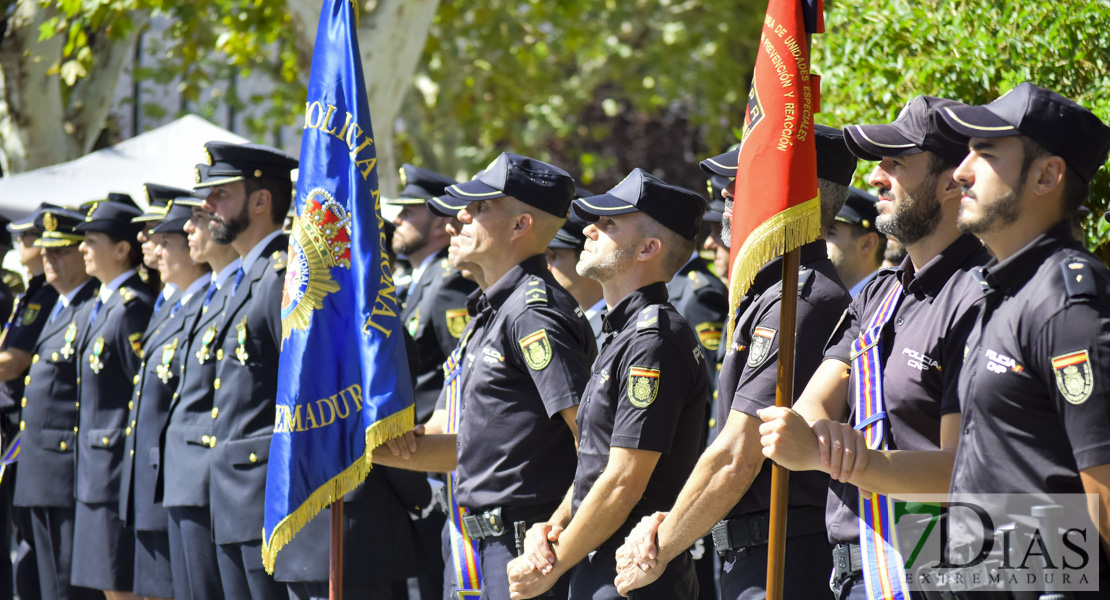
[831,543,863,583]
[460,506,509,540]
[710,506,826,556]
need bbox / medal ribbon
[850,284,910,600]
[443,327,482,598]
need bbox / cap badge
[398,167,408,187]
[43,212,57,232]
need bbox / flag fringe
[726,195,822,346]
[261,403,415,573]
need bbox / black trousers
[720,531,833,600]
[569,546,697,599]
[477,533,570,600]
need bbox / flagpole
[330,498,344,600]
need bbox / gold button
[73,426,79,433]
[59,441,67,451]
[125,427,132,436]
[130,449,135,457]
[216,349,224,361]
[708,418,717,428]
[210,407,219,419]
[128,401,134,410]
[172,393,178,400]
[133,374,140,384]
[19,421,25,431]
[209,436,217,448]
[51,352,58,362]
[20,398,26,408]
[249,452,258,463]
[716,363,722,371]
[213,378,221,390]
[23,375,30,385]
[76,377,80,385]
[201,435,210,444]
[75,402,80,408]
[32,354,39,363]
[101,437,110,445]
[712,390,718,400]
[132,420,136,428]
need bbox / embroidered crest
[156,339,178,384]
[281,189,352,340]
[21,303,40,326]
[627,366,660,408]
[406,308,421,337]
[747,327,777,368]
[235,316,250,365]
[129,332,144,357]
[60,322,78,359]
[519,329,552,371]
[89,336,106,374]
[1052,350,1094,405]
[196,324,217,364]
[445,308,469,339]
[695,321,724,352]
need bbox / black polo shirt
[0,274,58,412]
[572,282,707,544]
[824,233,988,545]
[454,255,596,511]
[718,241,850,518]
[951,221,1110,497]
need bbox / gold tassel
[261,404,415,573]
[726,196,822,346]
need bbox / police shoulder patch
[627,366,660,408]
[695,321,724,351]
[445,308,469,339]
[129,332,144,357]
[523,277,548,306]
[636,306,660,331]
[1051,350,1094,405]
[747,327,777,368]
[519,329,552,370]
[1060,259,1096,300]
[20,303,41,326]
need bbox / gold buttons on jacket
[130,449,135,457]
[249,452,258,463]
[125,427,132,436]
[20,398,26,408]
[213,378,221,390]
[133,374,140,385]
[32,354,39,364]
[51,352,58,362]
[209,436,217,448]
[216,349,224,361]
[59,441,67,451]
[73,426,78,433]
[211,407,219,419]
[101,437,110,446]
[19,421,25,431]
[202,435,211,445]
[128,401,134,410]
[23,376,30,385]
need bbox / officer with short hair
[937,82,1110,598]
[544,211,605,343]
[508,169,708,599]
[375,152,596,599]
[826,187,886,296]
[614,125,857,600]
[14,207,101,600]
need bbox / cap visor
[132,212,166,223]
[384,197,430,206]
[151,218,189,234]
[34,234,83,248]
[193,175,245,190]
[699,150,739,176]
[425,195,468,218]
[445,179,506,201]
[571,195,639,221]
[843,124,922,161]
[935,105,1018,142]
[703,210,723,223]
[547,236,580,250]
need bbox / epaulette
[1061,258,1097,300]
[119,287,138,304]
[687,270,708,290]
[2,271,24,295]
[441,258,455,278]
[635,305,661,331]
[796,266,815,297]
[972,268,991,293]
[523,277,548,306]
[271,250,289,271]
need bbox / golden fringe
[261,404,414,574]
[726,196,822,346]
[349,0,360,27]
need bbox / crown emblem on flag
[281,189,352,339]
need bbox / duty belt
[832,543,863,583]
[460,506,508,541]
[710,506,826,556]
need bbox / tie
[232,267,245,294]
[88,298,104,328]
[202,284,218,310]
[48,301,64,323]
[153,292,167,313]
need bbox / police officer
[13,207,101,600]
[121,199,211,600]
[138,184,199,329]
[544,211,605,344]
[376,152,596,599]
[755,97,987,600]
[825,187,886,296]
[160,174,242,600]
[937,83,1110,598]
[508,169,708,599]
[68,199,154,597]
[615,125,857,600]
[190,141,295,598]
[703,179,730,285]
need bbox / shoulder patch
[1052,350,1093,405]
[627,366,660,408]
[1060,259,1096,300]
[129,332,144,357]
[636,305,660,331]
[271,250,289,271]
[523,277,548,306]
[695,321,724,351]
[20,303,42,326]
[797,267,814,296]
[445,308,469,338]
[747,327,777,368]
[119,287,137,304]
[518,329,552,370]
[687,270,708,290]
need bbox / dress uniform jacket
[13,279,98,508]
[0,274,58,421]
[208,234,288,545]
[121,284,207,530]
[73,273,153,507]
[400,247,478,423]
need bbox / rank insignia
[196,325,217,364]
[129,332,144,357]
[695,321,724,352]
[1052,350,1094,405]
[235,316,250,365]
[60,322,78,360]
[747,327,777,368]
[89,336,106,374]
[519,329,552,371]
[445,308,470,339]
[406,308,421,337]
[157,339,178,384]
[271,250,288,271]
[21,303,40,326]
[627,366,660,408]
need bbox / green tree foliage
[814,0,1110,252]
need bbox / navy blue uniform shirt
[572,282,707,545]
[454,255,596,511]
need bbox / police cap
[699,125,858,186]
[193,141,298,190]
[430,152,576,218]
[75,199,144,240]
[845,96,969,165]
[150,200,195,235]
[933,82,1110,184]
[33,207,87,248]
[388,164,458,205]
[573,168,708,241]
[137,183,196,222]
[837,188,880,233]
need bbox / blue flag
[262,0,414,573]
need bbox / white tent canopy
[0,114,250,220]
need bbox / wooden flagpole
[330,498,344,600]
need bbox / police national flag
[262,0,414,573]
[727,0,823,336]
